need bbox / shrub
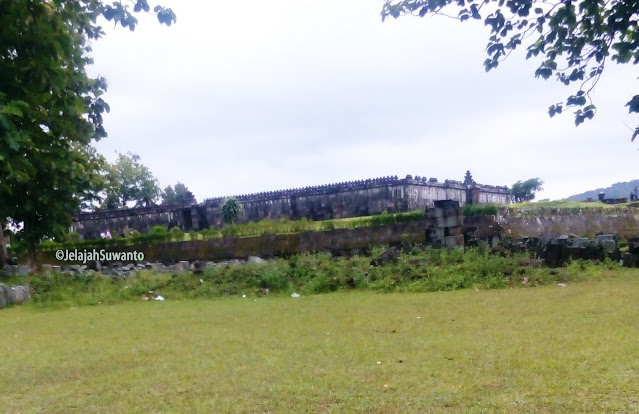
[169,226,184,241]
[151,225,167,235]
[68,231,81,242]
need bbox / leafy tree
[102,152,161,209]
[221,198,243,224]
[511,178,544,202]
[382,0,639,141]
[0,1,175,268]
[162,185,177,205]
[162,182,197,205]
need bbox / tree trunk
[0,223,7,268]
[26,243,36,273]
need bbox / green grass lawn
[2,276,639,413]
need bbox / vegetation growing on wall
[25,210,430,253]
[9,247,623,308]
[463,204,498,217]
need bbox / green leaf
[626,95,639,113]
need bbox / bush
[151,225,167,235]
[169,226,184,241]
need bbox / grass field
[2,275,639,413]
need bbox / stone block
[443,235,463,248]
[426,209,443,219]
[41,264,62,274]
[437,216,458,228]
[446,226,463,237]
[600,239,617,254]
[622,252,639,268]
[6,285,30,305]
[0,284,8,309]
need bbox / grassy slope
[2,275,639,413]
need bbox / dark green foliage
[512,178,544,202]
[101,152,161,209]
[162,182,196,206]
[382,0,639,140]
[463,204,498,216]
[0,0,175,265]
[221,198,243,225]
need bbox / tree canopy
[101,152,161,209]
[0,1,175,265]
[382,0,639,140]
[511,178,544,202]
[162,183,197,206]
[221,198,243,225]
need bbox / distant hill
[567,179,639,201]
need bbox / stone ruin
[70,172,510,239]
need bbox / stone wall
[42,220,434,264]
[72,173,510,238]
[71,205,193,239]
[199,175,508,228]
[464,210,639,240]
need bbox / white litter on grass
[154,296,165,301]
[242,294,247,298]
[376,361,382,365]
[557,283,567,287]
[416,316,422,319]
[200,279,204,284]
[291,293,300,298]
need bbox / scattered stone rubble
[9,256,271,279]
[500,233,634,268]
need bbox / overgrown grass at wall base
[463,204,498,217]
[28,211,429,254]
[13,247,624,308]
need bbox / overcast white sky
[88,0,638,202]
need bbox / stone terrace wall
[41,220,434,264]
[463,208,639,240]
[71,205,193,239]
[199,175,509,228]
[499,214,639,238]
[70,174,510,237]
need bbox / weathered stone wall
[42,220,434,264]
[71,205,193,239]
[72,174,510,238]
[499,214,639,238]
[464,210,639,240]
[200,175,508,228]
